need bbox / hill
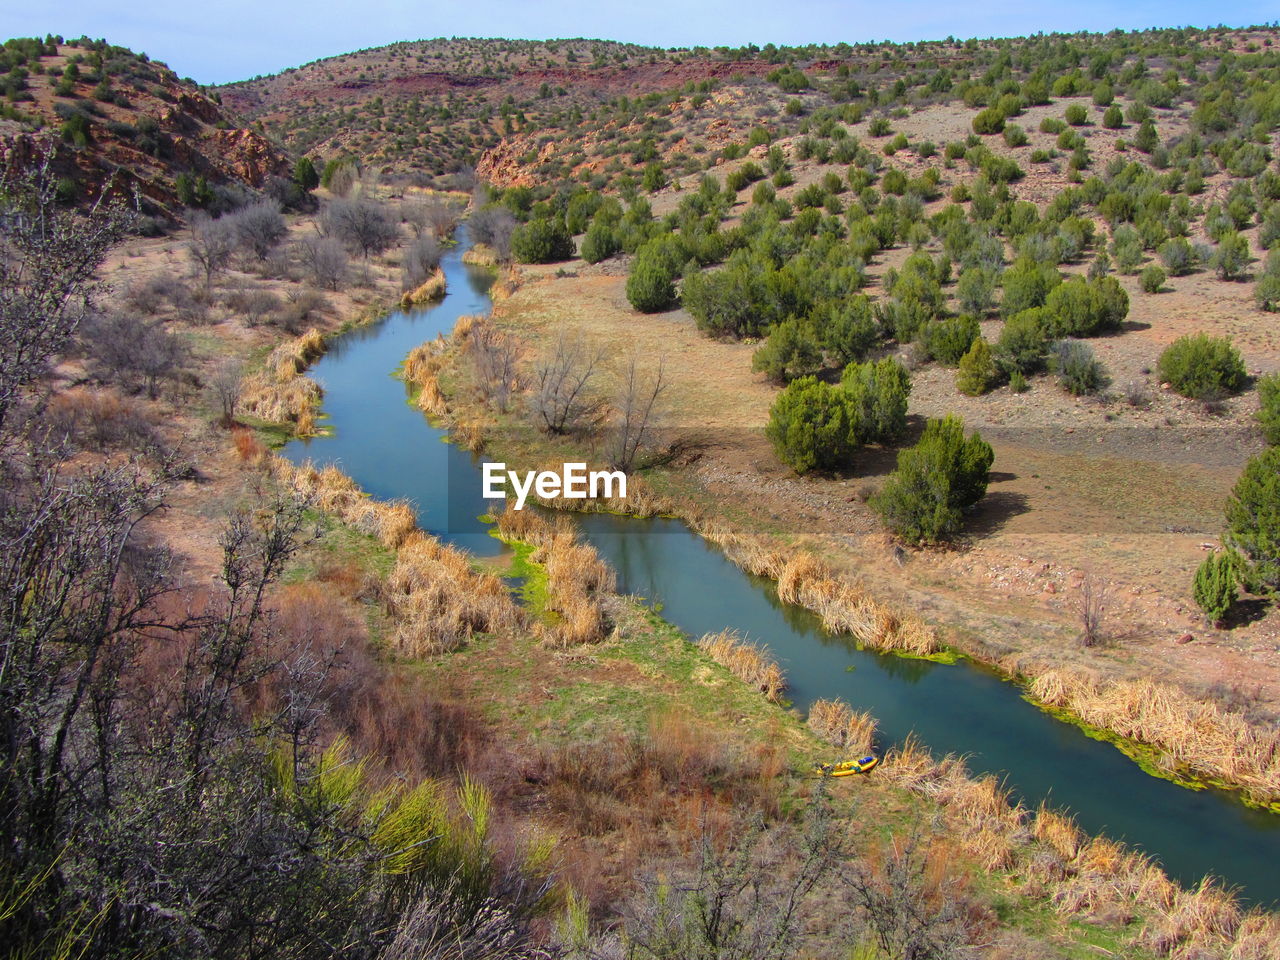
[0,35,290,220]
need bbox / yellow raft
[815,754,879,777]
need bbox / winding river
[285,227,1280,906]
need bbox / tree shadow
[965,490,1032,537]
[1116,318,1152,333]
[1223,597,1270,629]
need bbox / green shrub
[1039,117,1066,134]
[1259,372,1280,445]
[1102,105,1124,129]
[956,338,999,395]
[820,296,879,364]
[922,315,980,366]
[580,219,619,263]
[1158,236,1197,276]
[1001,257,1061,317]
[1225,446,1280,591]
[1039,275,1128,337]
[1053,340,1107,395]
[625,239,679,312]
[752,319,822,384]
[511,217,573,264]
[1194,551,1240,626]
[871,415,994,544]
[1157,334,1247,400]
[1140,264,1166,293]
[957,266,997,316]
[765,376,857,473]
[841,356,912,444]
[1002,124,1028,147]
[972,107,1005,135]
[1134,119,1158,153]
[1064,104,1088,126]
[995,309,1048,373]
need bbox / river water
[285,227,1280,905]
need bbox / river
[285,226,1280,905]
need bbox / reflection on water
[282,228,1280,907]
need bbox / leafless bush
[469,321,520,412]
[81,311,190,399]
[44,388,164,455]
[533,330,603,434]
[844,832,974,960]
[323,196,399,259]
[401,233,442,291]
[186,212,235,289]
[1123,379,1151,407]
[1078,572,1111,647]
[208,358,243,426]
[226,199,287,259]
[468,206,516,260]
[295,233,350,290]
[608,352,666,471]
[402,197,460,238]
[226,282,282,327]
[279,289,330,334]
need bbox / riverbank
[446,263,1280,817]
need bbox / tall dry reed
[696,630,786,703]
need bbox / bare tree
[402,197,460,238]
[400,232,442,291]
[843,831,971,960]
[82,311,190,399]
[609,352,667,471]
[468,206,516,260]
[469,321,520,413]
[1078,572,1111,647]
[533,331,603,434]
[209,358,243,426]
[0,159,131,434]
[323,197,400,260]
[226,199,287,259]
[294,233,349,290]
[187,212,235,290]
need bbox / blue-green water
[286,228,1280,906]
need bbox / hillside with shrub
[0,35,290,222]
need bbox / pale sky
[1,0,1273,85]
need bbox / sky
[1,0,1273,85]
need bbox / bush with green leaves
[1000,257,1061,317]
[956,338,999,395]
[1256,250,1280,311]
[1258,372,1280,444]
[1002,124,1028,148]
[1064,104,1088,126]
[1134,119,1159,153]
[625,238,679,312]
[580,218,619,263]
[972,107,1005,135]
[1157,334,1247,400]
[511,217,573,264]
[1225,446,1280,592]
[1158,236,1197,276]
[1140,264,1166,294]
[1193,551,1240,626]
[957,265,997,316]
[1053,340,1108,395]
[1102,105,1123,129]
[921,315,979,366]
[871,415,994,544]
[765,376,858,473]
[1040,275,1128,337]
[752,318,822,384]
[996,309,1049,373]
[819,296,879,365]
[1208,232,1249,281]
[842,356,911,444]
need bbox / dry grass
[403,341,450,417]
[806,698,877,754]
[1027,668,1280,806]
[240,328,328,433]
[493,506,614,646]
[400,267,447,307]
[692,525,944,659]
[696,630,786,703]
[385,530,521,656]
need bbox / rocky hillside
[0,36,290,220]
